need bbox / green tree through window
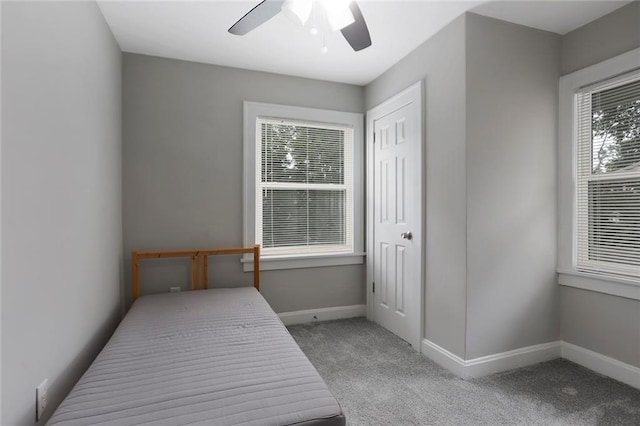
[257,119,353,252]
[582,77,640,272]
[591,80,640,174]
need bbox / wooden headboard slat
[132,245,260,300]
[204,255,209,289]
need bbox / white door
[367,82,423,350]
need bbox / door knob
[400,231,413,240]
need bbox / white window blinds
[256,117,354,255]
[576,72,640,277]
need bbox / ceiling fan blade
[340,2,371,51]
[228,0,284,35]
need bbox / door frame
[366,80,424,350]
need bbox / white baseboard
[422,338,640,390]
[421,339,561,379]
[463,341,562,379]
[421,339,467,378]
[278,304,366,326]
[561,341,640,390]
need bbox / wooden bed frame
[132,245,260,300]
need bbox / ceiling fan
[228,0,372,52]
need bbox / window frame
[558,47,640,301]
[243,101,364,271]
[575,71,640,277]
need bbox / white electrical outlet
[36,378,48,421]
[169,287,181,293]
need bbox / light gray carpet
[288,317,640,426]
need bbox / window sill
[558,269,640,301]
[242,252,365,272]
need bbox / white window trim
[558,47,640,300]
[242,101,364,271]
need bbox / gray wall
[559,1,640,369]
[561,1,640,75]
[365,13,560,360]
[465,14,560,359]
[122,53,365,313]
[1,2,122,425]
[560,286,640,367]
[365,16,468,358]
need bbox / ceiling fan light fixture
[326,8,355,31]
[281,0,313,26]
[229,0,371,52]
[321,0,355,31]
[320,0,352,13]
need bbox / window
[558,48,640,299]
[575,72,640,278]
[243,102,364,271]
[257,118,353,254]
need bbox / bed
[47,246,345,426]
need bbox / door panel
[372,97,421,349]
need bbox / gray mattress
[47,288,345,426]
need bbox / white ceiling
[97,0,633,85]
